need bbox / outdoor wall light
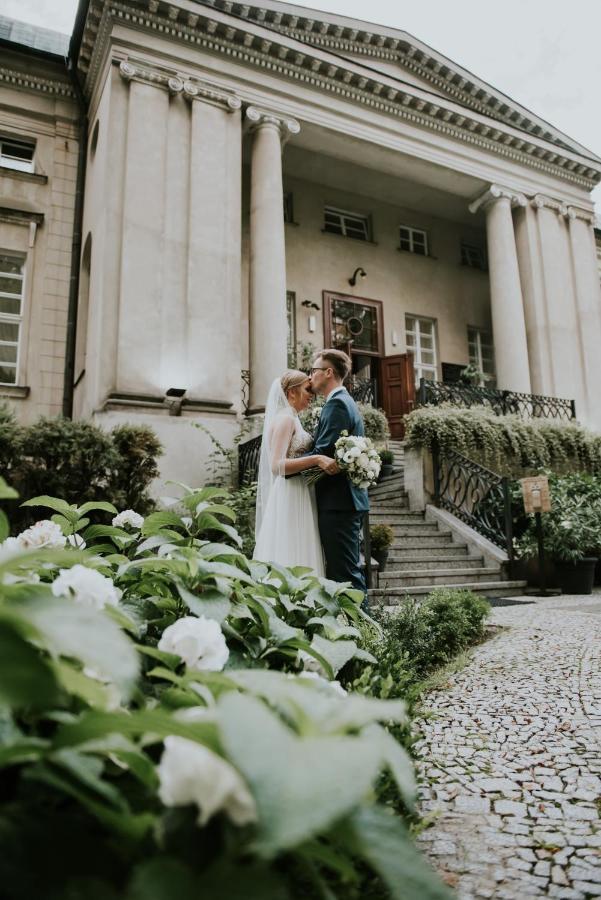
[164,387,187,416]
[348,267,367,287]
[301,299,320,310]
[308,314,316,333]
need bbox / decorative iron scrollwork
[418,379,575,422]
[238,434,262,486]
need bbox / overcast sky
[2,0,600,205]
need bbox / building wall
[0,48,79,423]
[279,173,492,372]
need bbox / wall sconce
[164,387,187,416]
[348,267,366,287]
[308,314,316,333]
[391,330,398,347]
[301,299,320,310]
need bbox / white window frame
[323,206,370,241]
[399,225,428,256]
[0,253,25,386]
[467,326,496,385]
[460,241,487,270]
[286,290,297,367]
[0,137,35,173]
[405,314,438,386]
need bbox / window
[283,192,294,224]
[405,315,437,385]
[323,206,370,241]
[0,137,34,173]
[399,225,428,256]
[0,254,25,384]
[286,291,297,367]
[330,297,380,354]
[460,241,487,270]
[468,327,496,386]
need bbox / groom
[309,348,369,596]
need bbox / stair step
[391,534,455,548]
[388,556,485,571]
[389,545,469,559]
[370,512,426,524]
[370,499,410,510]
[370,580,527,604]
[378,567,502,587]
[388,524,446,536]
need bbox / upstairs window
[399,225,428,256]
[0,137,34,173]
[468,327,496,386]
[406,314,437,386]
[324,206,370,241]
[0,253,25,384]
[461,241,487,270]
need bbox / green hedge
[405,404,601,475]
[0,406,162,531]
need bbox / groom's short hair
[319,348,351,381]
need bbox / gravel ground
[414,592,601,899]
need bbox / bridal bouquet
[305,430,381,488]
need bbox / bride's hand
[316,456,340,475]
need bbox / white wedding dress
[253,383,325,575]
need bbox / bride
[253,370,337,573]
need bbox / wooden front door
[379,354,416,439]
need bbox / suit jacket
[313,388,369,512]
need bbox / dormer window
[0,137,35,173]
[323,206,370,241]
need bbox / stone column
[531,195,586,414]
[118,64,169,393]
[246,106,300,412]
[469,185,531,393]
[567,205,601,428]
[185,83,242,403]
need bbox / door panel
[379,354,416,440]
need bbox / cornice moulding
[77,1,601,190]
[0,65,76,100]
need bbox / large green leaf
[0,509,9,543]
[310,634,376,676]
[0,620,60,709]
[218,692,384,857]
[177,584,231,623]
[78,501,119,516]
[53,708,220,752]
[126,858,197,900]
[141,512,187,536]
[21,495,72,514]
[344,806,453,900]
[0,476,18,500]
[0,737,48,767]
[13,594,139,699]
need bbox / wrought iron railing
[418,379,575,421]
[347,377,377,406]
[432,445,514,561]
[238,434,262,486]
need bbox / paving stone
[413,593,601,898]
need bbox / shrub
[0,416,162,532]
[405,404,601,476]
[0,482,451,900]
[370,524,394,552]
[358,404,390,444]
[378,449,394,465]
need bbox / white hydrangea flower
[0,536,25,563]
[66,533,86,549]
[158,736,257,827]
[112,509,144,530]
[158,616,229,672]
[51,564,122,610]
[17,520,66,550]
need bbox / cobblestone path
[414,594,601,899]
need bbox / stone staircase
[368,441,526,607]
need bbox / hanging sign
[520,475,551,514]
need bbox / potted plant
[515,478,601,595]
[378,449,394,479]
[370,523,395,573]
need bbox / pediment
[194,0,600,163]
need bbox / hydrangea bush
[0,478,450,900]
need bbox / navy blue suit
[312,389,369,593]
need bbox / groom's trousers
[317,509,366,595]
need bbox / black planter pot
[555,558,597,595]
[372,549,389,573]
[379,464,394,480]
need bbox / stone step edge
[368,579,527,597]
[378,566,501,580]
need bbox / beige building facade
[1,2,601,487]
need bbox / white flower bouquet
[305,429,381,489]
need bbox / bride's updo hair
[281,369,307,397]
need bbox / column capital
[531,194,569,217]
[469,183,527,215]
[117,59,241,111]
[245,106,301,141]
[566,205,596,225]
